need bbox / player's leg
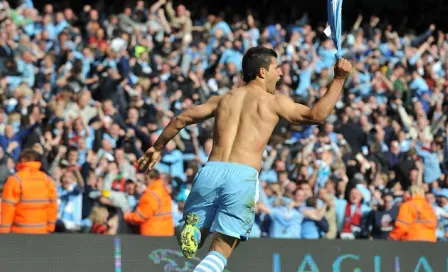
[192,162,259,271]
[176,166,221,259]
[193,232,239,272]
[209,232,240,257]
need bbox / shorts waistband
[204,161,259,174]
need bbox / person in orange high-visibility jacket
[124,170,174,236]
[388,185,437,242]
[0,149,58,234]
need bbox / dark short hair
[19,148,40,162]
[242,46,278,83]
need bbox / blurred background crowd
[0,0,448,240]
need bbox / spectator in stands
[0,147,14,187]
[0,149,57,234]
[98,161,132,213]
[336,186,371,239]
[156,141,185,180]
[415,140,442,186]
[124,169,174,236]
[82,170,102,221]
[125,179,139,211]
[89,206,119,235]
[259,197,303,239]
[300,197,329,239]
[435,189,448,241]
[56,170,84,232]
[0,117,40,162]
[319,188,337,239]
[389,185,437,242]
[115,148,136,181]
[366,192,399,239]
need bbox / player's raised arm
[274,58,352,125]
[152,95,221,151]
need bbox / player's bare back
[208,86,280,171]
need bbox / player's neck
[246,80,267,93]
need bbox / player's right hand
[138,147,161,175]
[334,58,352,80]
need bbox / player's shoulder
[268,93,298,117]
[272,93,294,107]
[273,93,293,101]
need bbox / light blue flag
[326,0,344,59]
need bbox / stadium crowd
[0,0,447,240]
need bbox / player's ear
[258,67,266,79]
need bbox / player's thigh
[209,232,240,259]
[182,167,220,229]
[213,178,258,241]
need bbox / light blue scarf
[327,0,344,59]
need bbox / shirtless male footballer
[138,46,352,272]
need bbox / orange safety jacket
[0,161,58,234]
[388,195,437,242]
[125,179,174,236]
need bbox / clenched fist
[334,58,352,80]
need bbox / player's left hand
[138,147,161,175]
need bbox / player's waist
[204,161,259,175]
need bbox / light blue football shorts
[180,161,260,241]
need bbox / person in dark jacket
[0,122,40,162]
[366,192,399,239]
